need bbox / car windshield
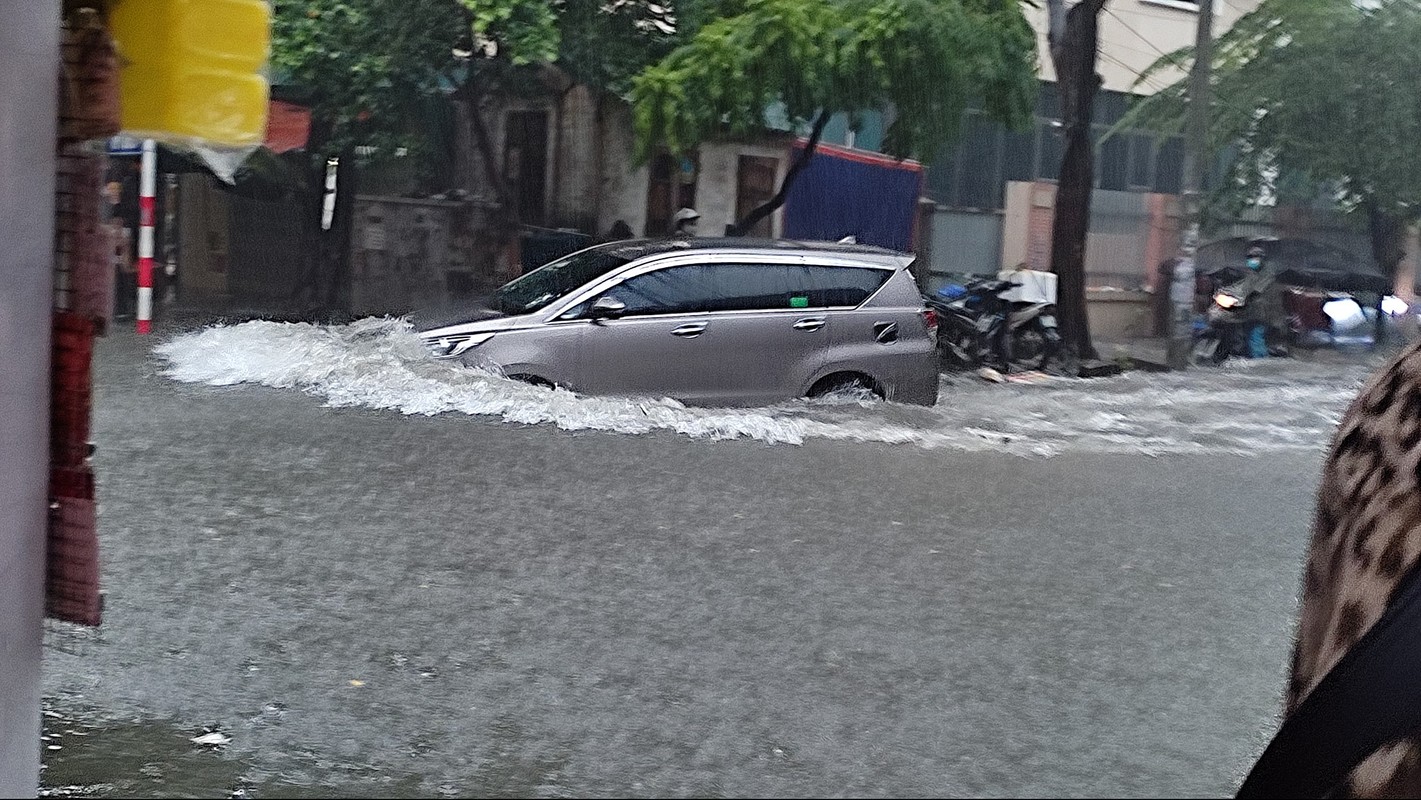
[493,250,631,315]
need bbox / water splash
[154,318,1378,457]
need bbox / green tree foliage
[1127,0,1421,276]
[550,1,682,94]
[271,1,473,152]
[628,0,1038,231]
[270,1,687,306]
[465,0,560,65]
[271,0,680,151]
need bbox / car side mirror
[589,296,627,322]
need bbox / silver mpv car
[418,239,940,406]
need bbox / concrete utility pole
[0,1,60,795]
[1166,0,1216,370]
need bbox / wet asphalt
[41,325,1328,798]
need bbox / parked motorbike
[925,278,1062,372]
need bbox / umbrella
[1196,236,1391,295]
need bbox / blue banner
[784,145,923,252]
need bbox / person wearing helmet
[1227,245,1284,358]
[671,207,701,238]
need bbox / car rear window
[705,265,807,311]
[706,263,891,311]
[805,265,891,307]
[593,262,895,317]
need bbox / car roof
[596,238,913,268]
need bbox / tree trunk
[451,75,520,227]
[1365,199,1409,279]
[455,76,524,282]
[1364,200,1415,349]
[728,110,831,237]
[1046,0,1108,362]
[467,91,514,217]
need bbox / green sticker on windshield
[789,296,809,308]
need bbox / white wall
[592,105,792,239]
[695,140,791,237]
[0,1,60,795]
[1022,0,1261,94]
[550,85,601,232]
[595,100,651,237]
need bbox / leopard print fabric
[1288,342,1421,798]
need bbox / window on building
[1038,122,1065,182]
[1128,134,1156,190]
[955,112,1003,209]
[644,151,698,237]
[927,81,1184,209]
[851,111,886,152]
[821,114,851,147]
[1098,128,1130,191]
[1036,83,1061,119]
[1154,137,1185,194]
[925,143,958,204]
[1097,91,1130,127]
[1002,128,1036,184]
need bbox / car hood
[412,301,541,338]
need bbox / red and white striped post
[136,138,157,334]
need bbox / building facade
[921,0,1266,291]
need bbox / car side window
[604,265,717,316]
[704,264,816,312]
[805,265,891,307]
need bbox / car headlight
[424,332,496,358]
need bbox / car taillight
[921,308,939,338]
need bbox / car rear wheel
[807,372,884,401]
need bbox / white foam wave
[154,318,1377,456]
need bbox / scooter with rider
[1192,245,1287,365]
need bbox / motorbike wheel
[1190,336,1221,367]
[942,328,979,370]
[1009,325,1052,372]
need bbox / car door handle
[671,323,708,338]
[793,317,827,331]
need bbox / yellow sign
[109,0,271,147]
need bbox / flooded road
[156,318,1377,456]
[42,322,1372,797]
